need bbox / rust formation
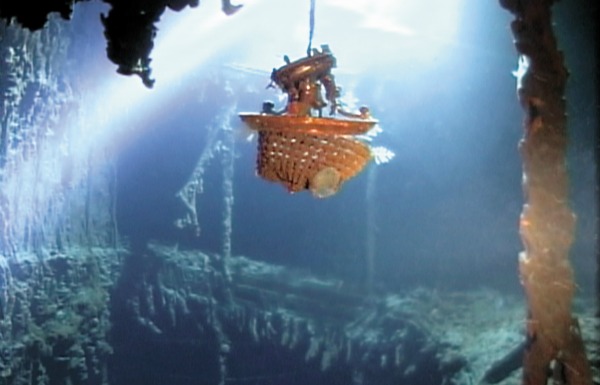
[500,0,593,384]
[240,45,378,197]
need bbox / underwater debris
[108,243,468,385]
[239,45,390,198]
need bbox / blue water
[113,0,597,295]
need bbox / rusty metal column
[499,1,593,384]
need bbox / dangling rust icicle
[499,0,593,384]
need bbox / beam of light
[58,1,278,162]
[2,0,466,248]
[81,0,279,150]
[63,0,467,158]
[1,1,268,249]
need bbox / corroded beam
[499,1,593,384]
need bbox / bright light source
[151,0,465,80]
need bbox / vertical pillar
[499,1,593,384]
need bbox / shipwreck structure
[0,1,597,385]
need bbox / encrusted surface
[1,243,597,385]
[0,19,117,257]
[500,0,594,384]
[256,131,371,193]
[109,243,469,385]
[0,248,121,384]
[240,114,377,136]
